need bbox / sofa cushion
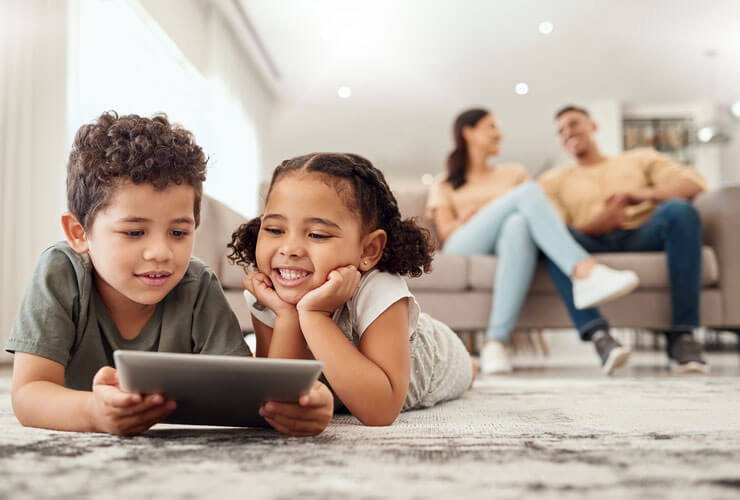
[194,195,250,290]
[405,252,468,292]
[467,246,719,292]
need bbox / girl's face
[255,172,366,305]
[464,113,502,157]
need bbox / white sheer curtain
[0,1,69,361]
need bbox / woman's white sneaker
[480,340,513,374]
[573,264,639,310]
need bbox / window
[71,0,258,216]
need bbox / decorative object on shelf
[623,117,695,165]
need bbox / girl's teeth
[279,269,308,280]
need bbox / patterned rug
[1,364,739,499]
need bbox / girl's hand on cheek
[296,265,360,316]
[243,272,296,317]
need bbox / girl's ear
[360,229,387,271]
[61,212,90,254]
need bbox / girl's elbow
[355,403,402,426]
[358,412,399,427]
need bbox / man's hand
[579,196,628,236]
[243,271,296,317]
[296,265,361,315]
[88,367,175,436]
[607,188,655,206]
[259,381,334,437]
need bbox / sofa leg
[460,331,474,354]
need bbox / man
[539,105,708,375]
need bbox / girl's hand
[243,272,296,317]
[296,265,361,316]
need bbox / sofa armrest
[694,185,740,326]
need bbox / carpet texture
[1,367,739,499]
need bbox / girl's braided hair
[228,153,435,277]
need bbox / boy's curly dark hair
[228,153,435,277]
[67,111,207,230]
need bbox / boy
[6,112,333,436]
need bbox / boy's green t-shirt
[5,242,252,391]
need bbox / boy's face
[84,181,196,312]
[255,173,365,305]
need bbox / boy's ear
[61,212,90,254]
[360,229,387,271]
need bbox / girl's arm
[298,297,411,426]
[252,313,311,360]
[252,316,334,436]
[244,272,308,360]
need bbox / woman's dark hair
[67,111,207,229]
[228,153,435,277]
[446,108,490,189]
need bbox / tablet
[113,350,324,427]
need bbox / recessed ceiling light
[338,86,352,98]
[421,173,435,186]
[515,82,529,95]
[731,101,740,118]
[697,126,715,143]
[539,21,554,34]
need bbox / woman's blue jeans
[545,199,702,340]
[443,182,589,342]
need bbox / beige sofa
[194,185,740,335]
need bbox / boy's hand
[296,265,360,315]
[259,381,334,437]
[243,272,296,317]
[89,366,176,436]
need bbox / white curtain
[0,1,68,361]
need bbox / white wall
[720,118,740,185]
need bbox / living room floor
[1,348,738,500]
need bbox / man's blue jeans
[545,199,703,340]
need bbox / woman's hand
[296,265,361,316]
[243,271,296,317]
[457,205,480,224]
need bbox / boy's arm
[11,352,175,435]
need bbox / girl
[228,153,474,426]
[428,108,639,375]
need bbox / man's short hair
[554,105,591,120]
[66,111,207,230]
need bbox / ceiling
[242,0,740,106]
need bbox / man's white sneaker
[480,340,512,374]
[573,264,639,310]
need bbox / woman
[427,109,638,374]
